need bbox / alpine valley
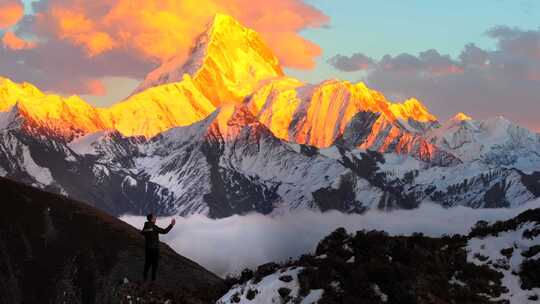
[1,14,539,218]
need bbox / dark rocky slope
[0,177,225,303]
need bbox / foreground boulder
[0,177,226,303]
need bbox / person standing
[140,214,175,282]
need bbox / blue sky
[288,0,540,82]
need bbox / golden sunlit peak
[208,13,242,31]
[132,12,282,108]
[451,112,472,121]
[352,81,370,90]
[0,76,45,111]
[389,98,438,123]
[0,11,288,141]
[187,12,284,105]
[0,76,40,93]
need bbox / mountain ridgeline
[0,14,539,218]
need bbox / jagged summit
[100,13,284,137]
[246,78,441,156]
[426,114,540,170]
[0,77,111,140]
[131,13,283,102]
[0,76,44,111]
[451,112,472,121]
[389,98,438,123]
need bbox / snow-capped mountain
[132,13,283,100]
[426,113,540,173]
[0,77,110,141]
[0,106,176,215]
[1,99,538,217]
[0,13,538,218]
[0,14,284,139]
[105,13,284,138]
[245,77,452,164]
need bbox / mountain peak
[0,76,44,111]
[0,77,111,140]
[98,13,284,138]
[389,98,438,123]
[131,13,283,103]
[451,112,472,122]
[208,13,244,35]
[15,94,111,141]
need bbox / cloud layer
[0,0,23,29]
[1,0,327,96]
[121,199,540,277]
[328,26,540,131]
[327,53,374,72]
[2,31,35,50]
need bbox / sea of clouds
[120,199,540,277]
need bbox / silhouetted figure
[140,214,175,282]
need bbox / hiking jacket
[140,221,173,249]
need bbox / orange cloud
[263,32,322,69]
[0,0,24,29]
[47,7,115,56]
[85,79,106,96]
[34,0,328,69]
[2,31,36,50]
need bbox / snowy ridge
[135,104,385,217]
[426,114,540,173]
[0,101,538,217]
[245,78,451,165]
[217,267,324,304]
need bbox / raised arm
[156,218,176,234]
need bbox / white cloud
[121,199,540,277]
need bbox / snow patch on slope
[68,131,109,155]
[0,106,21,130]
[216,267,323,304]
[22,146,53,186]
[467,220,540,303]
